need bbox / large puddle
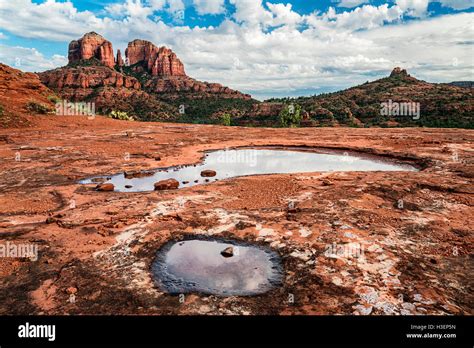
[80,148,418,192]
[151,239,283,296]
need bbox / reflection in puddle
[80,148,418,192]
[151,239,283,296]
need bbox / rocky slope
[0,63,56,127]
[40,32,253,122]
[262,68,473,128]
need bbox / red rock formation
[125,39,185,77]
[0,63,55,127]
[116,49,124,67]
[40,33,253,122]
[40,66,141,92]
[390,67,409,77]
[68,32,115,68]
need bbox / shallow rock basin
[151,239,283,296]
[80,148,418,192]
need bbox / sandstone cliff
[68,32,115,69]
[125,39,185,77]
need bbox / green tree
[279,103,302,127]
[221,113,231,126]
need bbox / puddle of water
[80,148,418,192]
[151,239,283,296]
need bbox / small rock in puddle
[152,238,283,296]
[201,169,217,177]
[96,183,114,191]
[154,178,179,190]
[221,246,234,258]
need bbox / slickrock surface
[0,115,472,315]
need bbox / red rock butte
[125,39,186,77]
[68,32,115,69]
[67,32,186,78]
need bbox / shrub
[26,101,53,114]
[47,95,60,104]
[221,113,231,126]
[0,104,3,116]
[109,110,134,121]
[279,103,302,127]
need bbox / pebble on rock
[96,183,114,191]
[220,247,234,258]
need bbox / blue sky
[0,0,473,99]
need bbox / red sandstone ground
[0,114,472,315]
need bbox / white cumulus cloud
[0,44,67,72]
[193,0,226,15]
[338,0,370,8]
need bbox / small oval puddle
[151,238,283,296]
[80,148,418,192]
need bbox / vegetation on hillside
[108,110,134,121]
[167,97,256,124]
[221,113,232,126]
[26,101,53,114]
[268,71,473,128]
[279,104,302,127]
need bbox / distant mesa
[449,81,473,88]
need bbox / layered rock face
[125,39,185,77]
[40,66,140,91]
[68,32,115,68]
